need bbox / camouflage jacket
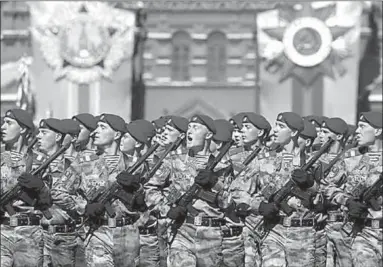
[325,149,382,219]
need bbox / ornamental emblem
[30,2,135,84]
[262,3,353,85]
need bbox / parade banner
[257,1,364,124]
[28,2,136,121]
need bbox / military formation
[0,108,382,267]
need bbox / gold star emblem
[263,3,352,85]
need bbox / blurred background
[1,0,382,125]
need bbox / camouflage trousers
[261,224,316,267]
[221,226,245,267]
[1,224,44,267]
[75,226,86,267]
[325,222,352,267]
[139,225,160,267]
[85,224,140,267]
[42,228,77,267]
[168,223,223,267]
[243,226,261,267]
[351,227,382,267]
[157,218,168,267]
[313,227,327,267]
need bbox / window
[207,31,227,82]
[171,31,191,81]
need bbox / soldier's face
[153,127,165,146]
[210,139,220,153]
[120,132,137,154]
[37,128,60,153]
[313,126,322,145]
[92,122,117,146]
[186,122,209,149]
[273,121,293,144]
[232,126,243,146]
[241,122,260,144]
[1,117,23,144]
[77,124,91,144]
[355,121,380,146]
[162,125,181,146]
[318,127,337,144]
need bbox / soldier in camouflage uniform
[210,119,245,267]
[248,112,321,267]
[145,116,189,267]
[324,111,382,267]
[313,117,352,267]
[120,119,161,267]
[1,109,51,267]
[52,114,147,267]
[34,118,80,267]
[228,112,272,267]
[305,116,328,151]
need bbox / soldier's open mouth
[187,136,193,141]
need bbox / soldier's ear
[205,131,213,140]
[291,129,298,137]
[20,127,27,135]
[374,128,382,137]
[305,138,312,148]
[114,131,122,141]
[257,129,265,137]
[55,133,62,142]
[336,134,343,141]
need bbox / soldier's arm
[228,164,259,206]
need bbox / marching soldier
[250,112,321,267]
[52,113,147,266]
[324,111,382,267]
[145,115,188,267]
[35,118,79,267]
[229,112,272,267]
[1,109,51,267]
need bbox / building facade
[1,1,382,123]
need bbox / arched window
[207,31,227,82]
[171,31,191,81]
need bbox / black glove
[133,193,148,212]
[85,202,105,218]
[291,169,314,189]
[346,199,368,219]
[167,206,187,221]
[259,201,279,219]
[195,169,219,189]
[34,188,52,210]
[236,203,251,218]
[116,171,141,191]
[17,172,45,192]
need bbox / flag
[16,57,36,118]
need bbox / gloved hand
[167,206,187,221]
[116,171,141,191]
[34,188,53,210]
[346,199,368,219]
[259,201,279,219]
[291,169,314,189]
[195,169,219,189]
[85,202,105,218]
[133,193,148,212]
[17,172,45,191]
[236,203,251,218]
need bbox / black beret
[243,112,271,132]
[304,115,328,127]
[347,124,357,136]
[322,117,348,135]
[213,119,234,142]
[152,116,170,130]
[5,109,34,130]
[72,113,97,131]
[359,111,383,128]
[277,112,304,132]
[125,119,156,144]
[166,116,188,133]
[190,114,216,134]
[300,119,317,139]
[98,113,126,133]
[229,112,247,129]
[61,119,81,136]
[39,118,66,134]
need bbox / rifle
[141,136,184,184]
[80,141,160,245]
[1,138,72,220]
[342,172,382,236]
[166,139,235,244]
[253,138,335,239]
[233,146,263,178]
